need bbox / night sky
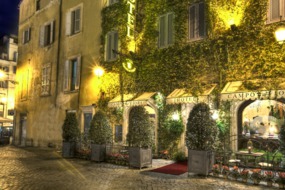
[0,0,21,36]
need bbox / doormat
[149,161,187,175]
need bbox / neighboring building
[16,0,103,147]
[0,35,18,142]
[16,0,285,154]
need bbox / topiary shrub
[127,106,153,148]
[62,112,80,142]
[185,102,218,151]
[89,110,113,145]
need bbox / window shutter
[39,25,45,47]
[63,60,69,91]
[106,33,111,61]
[50,21,55,44]
[28,27,31,41]
[22,31,25,44]
[75,56,81,90]
[112,32,118,59]
[198,3,205,37]
[159,15,166,47]
[74,8,81,33]
[168,13,174,45]
[189,5,196,39]
[66,11,71,35]
[271,0,280,20]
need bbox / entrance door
[19,116,27,146]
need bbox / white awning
[108,92,156,108]
[166,84,216,104]
[221,80,285,101]
[0,117,13,123]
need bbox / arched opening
[238,99,285,151]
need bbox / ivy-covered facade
[101,0,285,152]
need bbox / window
[66,6,82,36]
[13,52,17,62]
[64,56,81,92]
[108,0,118,6]
[36,0,41,11]
[267,0,285,23]
[39,21,55,47]
[41,63,51,96]
[189,2,206,41]
[105,31,119,62]
[22,28,31,44]
[158,12,174,48]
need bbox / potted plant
[222,165,230,179]
[277,172,285,189]
[89,110,113,162]
[229,166,240,181]
[250,169,262,185]
[212,164,220,177]
[264,171,274,187]
[185,102,218,175]
[240,169,249,183]
[62,112,80,158]
[127,106,153,169]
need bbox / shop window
[63,56,81,92]
[66,5,82,36]
[242,100,285,139]
[84,113,92,133]
[115,125,122,142]
[158,12,174,48]
[189,2,206,41]
[105,31,119,62]
[267,0,285,23]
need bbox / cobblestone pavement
[0,145,275,190]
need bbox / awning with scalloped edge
[166,84,216,104]
[108,92,156,108]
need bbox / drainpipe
[55,0,62,107]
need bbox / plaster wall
[16,0,63,147]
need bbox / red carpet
[150,161,188,175]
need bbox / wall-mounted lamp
[274,26,285,44]
[172,112,180,121]
[93,66,105,78]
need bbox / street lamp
[93,66,105,78]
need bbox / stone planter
[188,150,214,176]
[129,147,152,169]
[91,144,106,162]
[62,141,76,158]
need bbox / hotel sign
[166,96,210,104]
[221,90,285,101]
[108,100,147,108]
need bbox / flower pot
[267,181,273,187]
[223,174,229,179]
[253,179,260,185]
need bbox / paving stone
[0,145,275,190]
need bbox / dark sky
[0,0,21,36]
